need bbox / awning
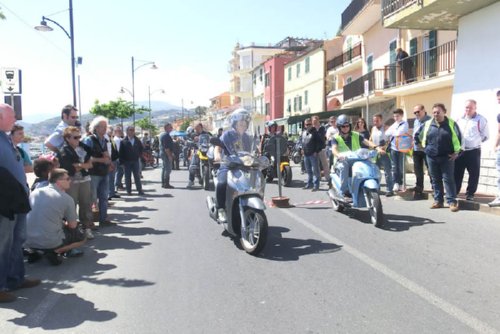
[287,107,362,124]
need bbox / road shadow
[345,210,445,231]
[257,226,342,261]
[117,205,158,213]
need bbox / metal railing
[341,0,371,30]
[327,43,362,71]
[381,0,422,18]
[343,69,386,102]
[383,40,456,88]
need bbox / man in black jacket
[301,118,323,191]
[0,103,40,303]
[119,126,145,195]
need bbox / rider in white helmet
[214,108,253,221]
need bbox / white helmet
[186,126,194,135]
[230,108,251,130]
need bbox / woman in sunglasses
[57,126,95,238]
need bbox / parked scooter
[327,148,384,227]
[206,138,270,255]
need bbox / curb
[394,189,500,216]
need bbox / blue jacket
[416,117,462,158]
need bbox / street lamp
[131,56,157,125]
[35,0,77,108]
[148,86,165,123]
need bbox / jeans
[161,154,172,186]
[90,175,109,223]
[123,159,142,193]
[426,155,457,204]
[375,153,394,192]
[496,150,500,197]
[67,180,93,227]
[304,154,320,189]
[413,150,430,193]
[454,148,481,197]
[189,153,200,182]
[108,161,118,196]
[390,149,405,185]
[216,167,228,209]
[0,214,26,290]
[115,163,124,188]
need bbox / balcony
[327,43,362,74]
[343,69,385,103]
[382,40,456,94]
[382,0,499,30]
[341,0,381,35]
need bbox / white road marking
[280,208,499,334]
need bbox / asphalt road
[1,165,500,334]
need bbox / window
[296,63,301,78]
[297,96,303,111]
[259,68,263,82]
[346,76,352,85]
[288,67,292,81]
[265,103,270,116]
[304,90,308,105]
[253,73,256,85]
[305,57,310,73]
[265,72,270,87]
[287,99,291,113]
[366,54,373,73]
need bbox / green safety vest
[421,117,461,153]
[334,132,361,153]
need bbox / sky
[0,0,351,123]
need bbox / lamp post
[131,56,157,125]
[35,0,76,107]
[148,86,165,124]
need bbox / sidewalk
[399,172,500,216]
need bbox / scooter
[206,148,270,255]
[327,148,384,227]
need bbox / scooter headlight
[241,155,255,167]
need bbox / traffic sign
[1,68,22,94]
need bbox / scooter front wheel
[282,165,293,186]
[367,189,384,227]
[240,208,268,255]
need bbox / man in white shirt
[370,113,394,196]
[44,105,79,152]
[455,99,489,201]
[385,108,409,192]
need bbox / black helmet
[336,114,351,132]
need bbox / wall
[363,22,399,70]
[451,1,500,195]
[400,87,453,119]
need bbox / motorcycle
[197,133,212,190]
[262,134,293,187]
[290,140,303,165]
[206,141,270,255]
[327,148,384,227]
[141,150,159,169]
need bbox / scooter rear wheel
[240,208,268,255]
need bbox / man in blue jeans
[0,103,40,303]
[301,118,323,191]
[416,103,462,212]
[119,126,144,196]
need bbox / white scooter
[328,148,384,227]
[206,140,270,255]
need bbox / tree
[136,117,159,137]
[194,106,208,120]
[89,98,146,126]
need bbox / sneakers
[450,202,459,212]
[488,197,500,207]
[430,202,444,209]
[465,195,474,201]
[303,185,312,190]
[393,183,400,192]
[311,188,319,192]
[187,181,194,188]
[85,229,95,240]
[0,291,16,303]
[413,192,425,200]
[64,248,84,258]
[217,208,227,222]
[385,191,394,197]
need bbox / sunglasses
[305,123,312,126]
[413,111,421,115]
[341,124,350,128]
[72,135,81,140]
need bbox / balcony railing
[341,0,370,30]
[343,69,385,102]
[381,0,422,18]
[327,43,362,71]
[383,39,456,88]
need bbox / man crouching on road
[25,168,87,265]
